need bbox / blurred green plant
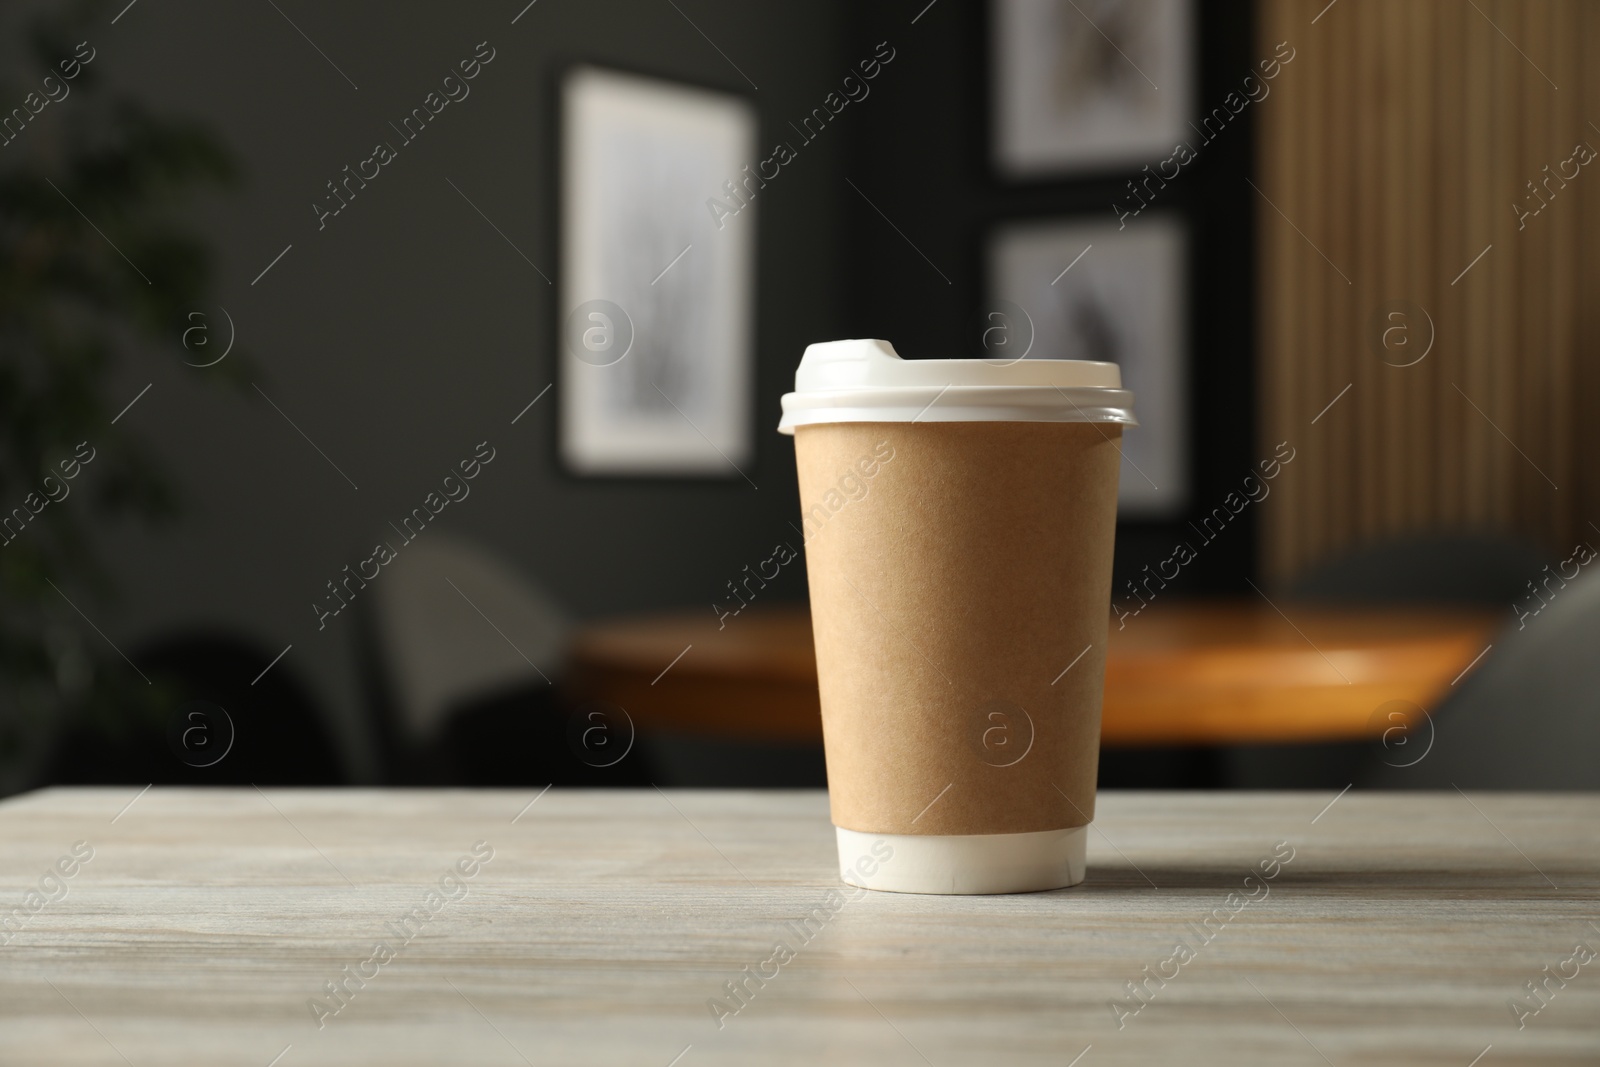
[0,0,245,789]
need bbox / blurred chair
[364,535,569,744]
[1360,566,1600,790]
[358,535,652,785]
[1287,530,1547,604]
[48,631,347,786]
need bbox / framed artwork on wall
[991,0,1194,177]
[559,66,758,477]
[987,213,1188,516]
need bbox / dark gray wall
[59,0,850,776]
[843,0,1260,597]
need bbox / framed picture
[987,214,1187,516]
[992,0,1194,177]
[559,66,758,477]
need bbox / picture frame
[559,65,758,477]
[991,0,1194,177]
[986,213,1188,517]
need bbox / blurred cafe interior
[1,0,1596,797]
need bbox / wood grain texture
[569,604,1499,746]
[1256,0,1599,582]
[0,787,1595,1065]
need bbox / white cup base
[836,825,1088,895]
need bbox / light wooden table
[1,788,1595,1065]
[569,603,1500,746]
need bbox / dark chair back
[47,630,348,786]
[1288,531,1547,604]
[1362,565,1600,790]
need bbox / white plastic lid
[777,338,1136,434]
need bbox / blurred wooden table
[2,787,1594,1066]
[569,603,1501,746]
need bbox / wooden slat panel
[1517,0,1552,527]
[1582,3,1600,547]
[1257,0,1300,580]
[1266,5,1298,569]
[1434,1,1466,528]
[1407,0,1437,536]
[1257,0,1594,582]
[1546,0,1577,530]
[1462,0,1495,527]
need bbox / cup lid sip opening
[777,339,1137,434]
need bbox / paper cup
[779,339,1134,894]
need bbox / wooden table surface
[569,603,1501,746]
[2,787,1595,1065]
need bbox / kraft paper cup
[779,339,1134,895]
